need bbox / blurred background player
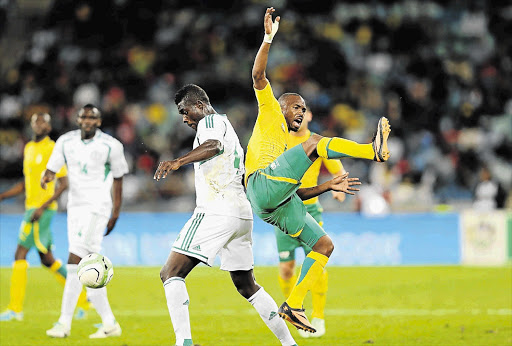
[155,84,297,346]
[274,107,346,338]
[0,113,90,322]
[246,7,388,333]
[41,104,129,339]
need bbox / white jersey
[47,129,129,216]
[193,114,253,219]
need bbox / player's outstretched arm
[154,139,222,181]
[297,172,361,201]
[40,169,56,190]
[0,181,25,202]
[31,176,68,222]
[252,7,280,90]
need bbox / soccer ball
[77,253,114,289]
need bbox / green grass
[1,266,511,345]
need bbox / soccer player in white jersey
[41,104,129,339]
[154,84,298,346]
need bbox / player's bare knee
[279,262,295,280]
[312,235,334,257]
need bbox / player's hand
[40,175,52,190]
[30,207,44,222]
[154,160,181,181]
[264,7,280,35]
[105,215,118,236]
[332,190,346,203]
[329,172,361,195]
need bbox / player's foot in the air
[46,322,70,338]
[310,318,326,338]
[0,309,23,321]
[89,321,122,338]
[278,302,316,333]
[372,117,391,162]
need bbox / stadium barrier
[1,212,510,267]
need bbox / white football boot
[310,318,326,338]
[89,321,122,338]
[46,322,71,338]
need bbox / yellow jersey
[23,136,67,210]
[288,130,344,205]
[245,82,289,185]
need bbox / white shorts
[67,208,109,258]
[172,213,254,271]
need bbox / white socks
[248,287,296,346]
[86,286,116,326]
[163,277,192,346]
[58,264,82,327]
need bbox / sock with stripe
[7,260,28,313]
[317,137,374,160]
[248,287,297,346]
[286,251,329,309]
[86,287,115,326]
[164,277,193,346]
[58,264,82,327]
[278,273,297,299]
[311,269,328,320]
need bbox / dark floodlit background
[0,0,510,214]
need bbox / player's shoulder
[58,129,81,141]
[97,130,123,146]
[198,113,227,128]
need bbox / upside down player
[0,113,90,322]
[246,7,391,333]
[275,107,347,338]
[154,84,300,346]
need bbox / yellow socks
[278,274,297,299]
[317,137,374,160]
[311,269,328,319]
[286,251,329,309]
[8,260,28,313]
[49,259,66,286]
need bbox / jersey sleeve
[323,158,344,175]
[109,140,129,178]
[55,164,67,178]
[46,137,66,173]
[196,114,227,147]
[254,82,281,122]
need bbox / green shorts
[274,202,324,262]
[18,208,56,254]
[246,145,326,248]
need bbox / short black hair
[278,93,303,108]
[78,104,101,118]
[174,84,211,106]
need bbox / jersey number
[79,162,88,174]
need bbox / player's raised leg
[160,251,199,346]
[309,117,391,162]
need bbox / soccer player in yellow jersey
[0,113,89,321]
[275,107,346,338]
[246,8,391,333]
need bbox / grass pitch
[1,266,511,345]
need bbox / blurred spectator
[473,165,507,211]
[0,0,511,211]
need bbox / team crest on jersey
[270,161,279,170]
